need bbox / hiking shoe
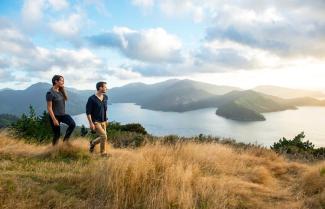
[89,140,95,153]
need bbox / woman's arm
[47,101,59,126]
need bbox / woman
[46,75,76,145]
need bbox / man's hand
[89,122,95,131]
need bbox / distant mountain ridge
[252,85,325,99]
[0,83,93,116]
[1,79,325,121]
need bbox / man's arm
[86,98,95,130]
[87,114,95,130]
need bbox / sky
[0,0,324,90]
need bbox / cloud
[22,0,45,26]
[0,70,15,82]
[0,20,36,56]
[107,66,142,80]
[195,47,256,70]
[132,0,154,8]
[0,57,11,69]
[84,0,110,16]
[48,0,69,11]
[49,13,83,38]
[133,0,325,58]
[124,63,177,77]
[205,6,325,58]
[0,21,106,84]
[160,0,205,22]
[87,27,184,63]
[21,0,85,40]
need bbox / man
[86,81,110,157]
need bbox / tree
[11,106,52,143]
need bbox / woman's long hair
[52,75,68,100]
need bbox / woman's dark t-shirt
[46,88,65,116]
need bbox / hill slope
[0,132,324,209]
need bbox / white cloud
[133,0,325,58]
[49,13,83,38]
[0,22,106,84]
[22,0,45,26]
[84,0,110,16]
[0,24,36,56]
[107,66,142,80]
[132,0,154,8]
[160,0,205,22]
[48,0,69,11]
[88,27,184,63]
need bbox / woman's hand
[53,118,60,126]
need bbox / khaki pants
[93,122,108,154]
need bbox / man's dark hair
[96,81,107,90]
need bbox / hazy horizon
[0,1,325,90]
[1,78,325,92]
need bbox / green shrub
[271,132,324,159]
[108,130,147,148]
[161,135,182,145]
[80,125,88,137]
[107,121,147,135]
[10,105,52,143]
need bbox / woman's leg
[60,114,76,141]
[49,115,60,145]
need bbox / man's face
[99,84,107,93]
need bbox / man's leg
[93,122,107,154]
[60,114,76,141]
[100,122,107,154]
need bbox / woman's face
[57,77,64,87]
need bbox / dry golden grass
[0,131,324,209]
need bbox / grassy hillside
[0,131,324,209]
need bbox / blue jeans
[49,114,76,145]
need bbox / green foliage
[81,121,149,148]
[162,135,183,145]
[0,114,19,128]
[216,102,266,121]
[271,132,324,159]
[10,105,52,143]
[80,125,88,137]
[107,121,147,135]
[106,122,148,148]
[108,131,147,148]
[120,123,147,135]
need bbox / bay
[73,103,325,147]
